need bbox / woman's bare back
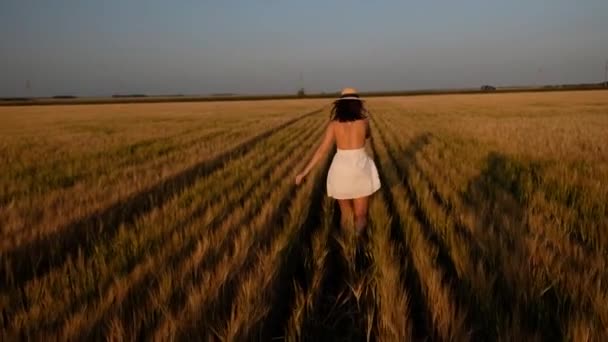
[332,118,369,150]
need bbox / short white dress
[326,147,381,199]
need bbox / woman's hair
[330,99,368,122]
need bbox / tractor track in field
[298,182,375,340]
[0,107,325,291]
[372,110,567,339]
[373,117,495,338]
[370,114,478,340]
[167,164,310,339]
[368,131,431,340]
[161,131,332,340]
[73,118,326,340]
[259,148,332,340]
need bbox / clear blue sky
[1,0,607,97]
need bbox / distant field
[0,91,607,340]
[1,83,604,106]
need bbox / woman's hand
[295,173,305,185]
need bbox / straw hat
[336,87,363,101]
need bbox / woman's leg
[353,196,369,235]
[337,199,354,231]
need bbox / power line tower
[297,72,305,97]
[536,67,543,87]
[25,80,32,97]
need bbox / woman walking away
[295,87,381,235]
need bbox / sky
[1,0,607,97]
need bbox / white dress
[326,147,381,199]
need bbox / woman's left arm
[295,122,335,185]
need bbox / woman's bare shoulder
[326,120,337,134]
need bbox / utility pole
[297,72,305,97]
[604,60,608,87]
[25,80,31,97]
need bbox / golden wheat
[1,91,607,340]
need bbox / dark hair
[330,99,368,122]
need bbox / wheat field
[1,91,607,341]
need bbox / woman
[295,87,381,235]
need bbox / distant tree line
[112,94,148,98]
[1,97,32,101]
